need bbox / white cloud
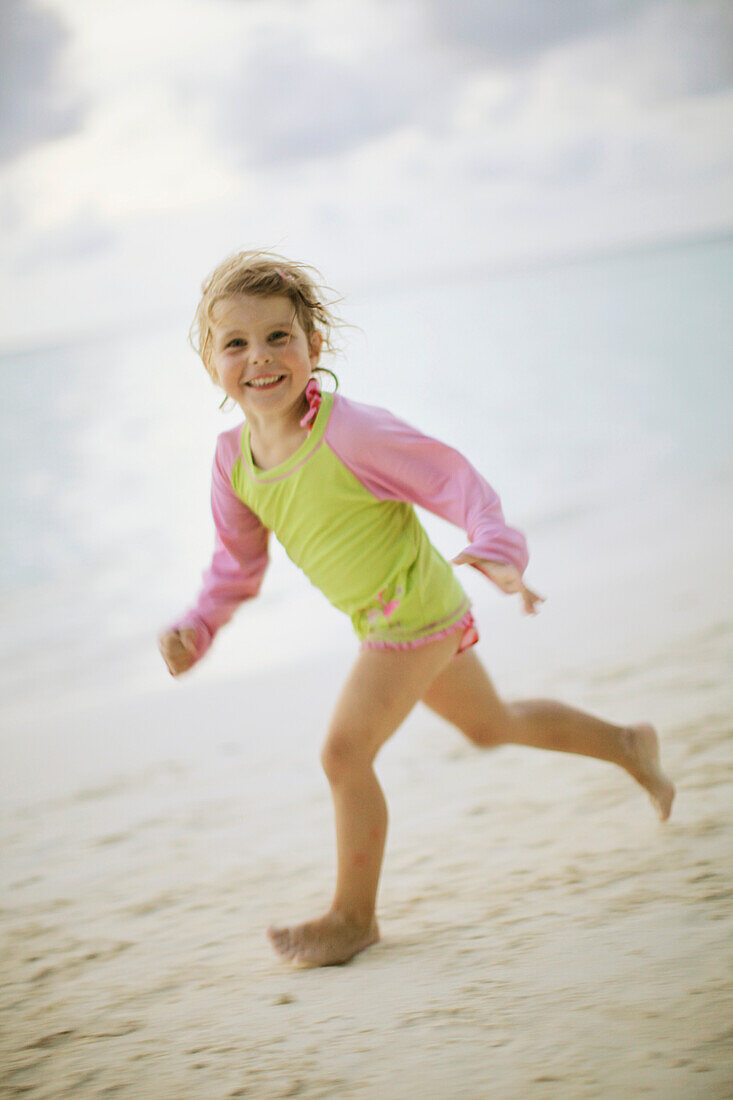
[177,0,459,167]
[0,0,731,348]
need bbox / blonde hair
[190,249,342,389]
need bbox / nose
[250,340,272,366]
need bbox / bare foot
[267,911,380,967]
[624,723,675,821]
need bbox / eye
[269,330,290,342]
[226,338,246,349]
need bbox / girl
[159,251,675,968]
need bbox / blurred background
[1,0,732,728]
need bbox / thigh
[421,649,510,745]
[327,631,462,762]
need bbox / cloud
[423,0,638,63]
[423,0,733,100]
[443,1,733,193]
[217,52,407,165]
[0,0,85,162]
[0,0,731,349]
[17,207,114,269]
[186,0,733,179]
[598,1,733,100]
[178,2,457,168]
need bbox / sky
[1,0,732,349]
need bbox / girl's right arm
[160,429,269,676]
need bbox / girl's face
[211,294,321,422]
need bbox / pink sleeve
[325,396,529,574]
[169,425,269,663]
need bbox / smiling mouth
[245,375,285,390]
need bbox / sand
[2,524,733,1098]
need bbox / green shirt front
[230,394,469,645]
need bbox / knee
[320,727,372,785]
[465,703,515,748]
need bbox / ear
[309,330,323,365]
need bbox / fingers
[520,584,545,616]
[454,554,545,614]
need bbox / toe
[267,925,294,959]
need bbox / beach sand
[2,512,732,1099]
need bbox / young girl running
[159,250,675,968]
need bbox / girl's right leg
[422,650,675,820]
[267,630,463,968]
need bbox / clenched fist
[159,628,198,676]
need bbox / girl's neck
[247,400,309,471]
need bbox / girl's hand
[159,628,198,676]
[452,555,545,616]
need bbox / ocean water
[1,237,731,719]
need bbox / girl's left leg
[422,649,675,820]
[267,630,462,967]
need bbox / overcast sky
[1,0,732,348]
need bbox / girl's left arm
[325,396,529,573]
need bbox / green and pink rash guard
[171,388,529,665]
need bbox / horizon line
[1,224,731,360]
